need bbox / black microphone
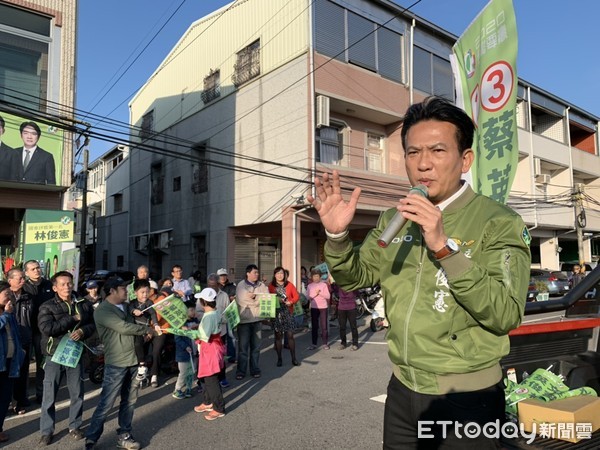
[377,185,429,248]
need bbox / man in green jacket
[85,277,156,450]
[308,97,531,449]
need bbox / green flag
[152,294,188,329]
[257,293,277,319]
[223,300,240,329]
[51,335,83,368]
[451,0,518,203]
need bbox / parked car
[529,269,570,297]
[526,279,539,302]
[80,269,135,295]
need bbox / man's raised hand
[307,170,361,234]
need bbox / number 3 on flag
[480,60,514,112]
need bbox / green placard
[51,335,83,368]
[153,295,188,329]
[257,293,277,319]
[223,300,240,329]
[293,298,303,316]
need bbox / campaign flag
[51,335,84,368]
[257,293,277,318]
[151,294,188,329]
[223,300,240,329]
[451,0,518,204]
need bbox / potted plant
[535,280,550,301]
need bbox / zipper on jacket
[402,231,427,391]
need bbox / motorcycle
[87,344,105,384]
[355,285,382,319]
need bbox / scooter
[355,285,382,319]
[370,297,388,332]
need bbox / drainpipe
[292,205,311,286]
[409,19,415,105]
[308,0,317,200]
[526,87,538,232]
[566,106,574,191]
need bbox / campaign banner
[50,335,83,368]
[314,262,329,281]
[0,110,64,185]
[152,294,188,329]
[223,300,240,329]
[451,0,518,204]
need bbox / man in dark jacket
[23,260,54,403]
[37,271,95,446]
[6,268,33,414]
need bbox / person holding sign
[37,271,95,446]
[85,277,158,450]
[308,97,531,448]
[268,267,300,367]
[235,264,268,380]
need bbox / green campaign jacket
[325,185,531,394]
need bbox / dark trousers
[150,333,167,377]
[201,374,224,413]
[32,333,44,399]
[337,308,358,346]
[236,321,261,377]
[134,336,150,365]
[383,374,504,450]
[310,308,328,346]
[13,343,31,407]
[0,364,14,432]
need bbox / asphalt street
[3,317,390,449]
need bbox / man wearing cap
[38,271,95,446]
[84,280,101,308]
[23,259,54,404]
[85,276,157,450]
[18,121,55,184]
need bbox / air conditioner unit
[316,95,330,128]
[159,232,170,249]
[135,235,148,251]
[535,174,551,184]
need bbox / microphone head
[409,184,428,198]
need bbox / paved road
[4,317,390,449]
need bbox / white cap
[194,287,217,302]
[216,268,228,276]
[149,280,159,290]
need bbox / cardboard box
[518,396,600,443]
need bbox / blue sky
[77,0,600,162]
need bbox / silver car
[529,269,570,296]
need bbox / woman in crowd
[335,286,360,350]
[306,268,331,350]
[268,267,300,367]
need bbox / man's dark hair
[50,271,73,285]
[245,264,258,275]
[24,259,39,271]
[19,121,42,137]
[0,280,9,294]
[401,96,475,155]
[0,115,4,128]
[133,279,151,291]
[171,264,183,272]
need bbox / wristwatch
[432,238,460,260]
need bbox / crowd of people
[0,260,356,448]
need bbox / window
[232,40,260,87]
[191,145,207,194]
[140,110,154,141]
[109,154,124,171]
[113,193,123,213]
[173,176,181,192]
[201,69,220,104]
[151,162,164,205]
[413,46,453,100]
[365,132,384,173]
[0,4,51,111]
[316,124,343,165]
[116,255,124,268]
[314,0,404,82]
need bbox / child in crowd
[307,268,331,350]
[172,306,199,399]
[178,288,226,421]
[131,279,161,382]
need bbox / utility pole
[80,149,89,276]
[574,183,586,265]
